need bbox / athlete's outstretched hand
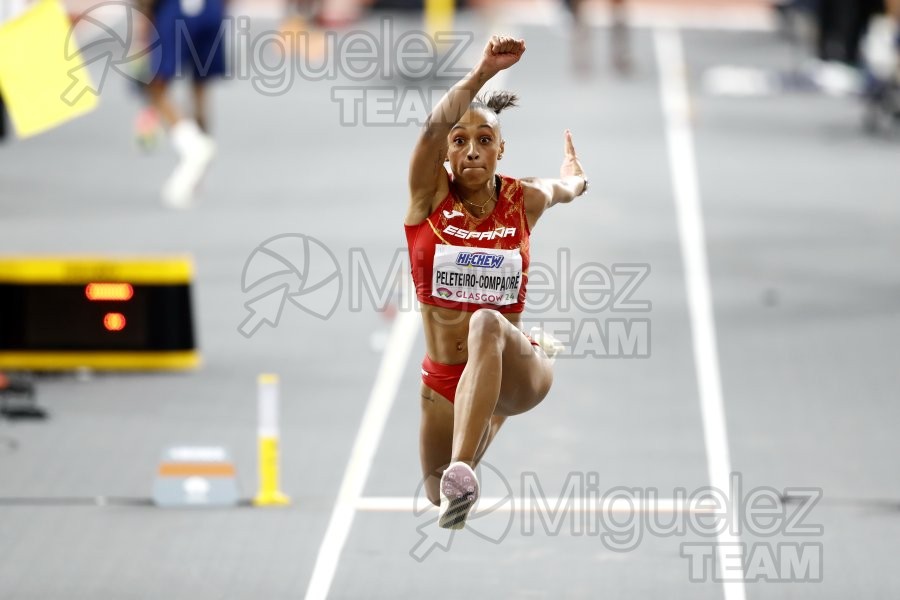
[479,35,526,75]
[560,129,586,181]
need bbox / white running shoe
[809,59,864,97]
[438,461,479,530]
[162,119,216,210]
[530,326,565,363]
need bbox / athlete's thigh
[495,321,554,416]
[419,385,454,505]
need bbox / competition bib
[432,245,523,306]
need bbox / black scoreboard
[0,258,199,371]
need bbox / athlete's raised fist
[479,35,526,74]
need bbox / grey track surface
[0,11,898,600]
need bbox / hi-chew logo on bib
[456,252,505,269]
[433,245,522,306]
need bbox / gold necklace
[463,178,497,216]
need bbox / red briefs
[420,333,541,404]
[420,355,467,404]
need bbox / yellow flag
[0,0,98,139]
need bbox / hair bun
[474,91,519,114]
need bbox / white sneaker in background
[162,119,216,210]
[863,15,899,81]
[809,59,864,97]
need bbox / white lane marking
[303,307,419,600]
[653,27,747,600]
[356,496,721,514]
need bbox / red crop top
[405,172,531,313]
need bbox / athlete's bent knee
[468,308,504,342]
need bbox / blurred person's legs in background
[566,0,630,75]
[146,0,226,208]
[279,0,370,59]
[280,0,327,60]
[816,0,838,61]
[610,0,630,73]
[809,0,882,94]
[191,79,209,133]
[817,0,882,65]
[566,0,592,74]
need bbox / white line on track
[653,27,748,600]
[303,306,419,600]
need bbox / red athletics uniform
[405,171,538,403]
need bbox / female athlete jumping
[405,35,590,529]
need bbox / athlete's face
[446,108,505,187]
